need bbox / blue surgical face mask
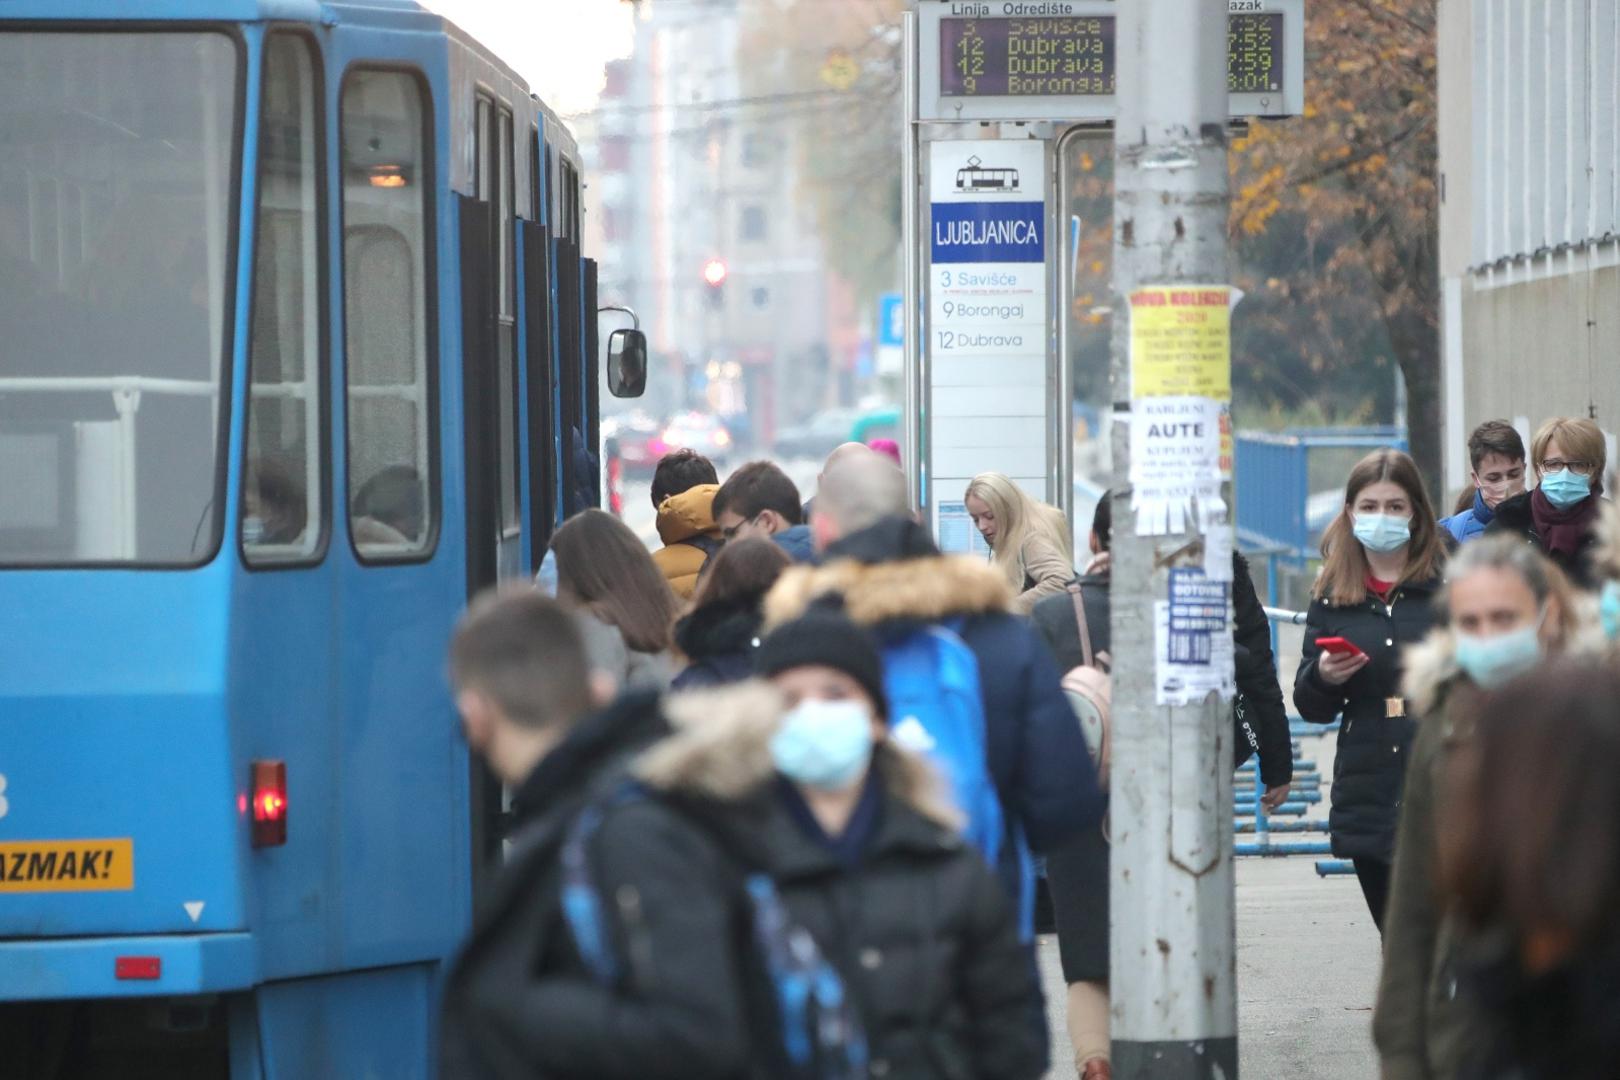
[1600,580,1620,642]
[1353,512,1412,554]
[770,698,874,792]
[1539,468,1592,510]
[535,547,559,597]
[1454,622,1543,690]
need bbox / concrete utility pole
[1109,0,1238,1076]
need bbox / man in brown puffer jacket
[649,450,723,599]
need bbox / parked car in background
[774,406,861,460]
[650,410,734,469]
[602,410,663,478]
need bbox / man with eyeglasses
[711,460,818,563]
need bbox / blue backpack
[561,784,869,1080]
[881,623,1003,868]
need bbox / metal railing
[1234,600,1336,859]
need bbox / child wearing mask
[627,608,1048,1080]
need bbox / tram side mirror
[606,328,647,398]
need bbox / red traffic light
[702,258,728,287]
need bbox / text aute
[0,847,120,884]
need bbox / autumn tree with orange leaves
[1230,0,1440,486]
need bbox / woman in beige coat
[964,472,1074,614]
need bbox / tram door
[460,94,522,884]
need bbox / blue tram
[0,2,641,1075]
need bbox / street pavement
[1038,847,1381,1079]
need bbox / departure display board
[1227,13,1283,93]
[941,17,1115,97]
[938,13,1284,98]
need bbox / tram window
[741,205,767,242]
[568,164,582,240]
[474,98,492,201]
[0,31,239,566]
[497,107,519,533]
[341,70,437,560]
[530,127,542,222]
[244,33,324,566]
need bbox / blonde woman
[964,472,1074,614]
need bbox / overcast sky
[422,0,637,116]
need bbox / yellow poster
[1129,286,1232,400]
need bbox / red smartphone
[1315,636,1366,658]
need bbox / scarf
[1530,487,1601,560]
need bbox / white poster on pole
[1154,568,1236,704]
[926,139,1052,552]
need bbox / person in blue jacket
[1439,420,1526,545]
[767,453,1106,930]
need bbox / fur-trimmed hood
[633,681,962,830]
[763,554,1012,633]
[1402,602,1611,716]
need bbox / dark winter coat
[671,600,763,691]
[1453,929,1620,1080]
[439,691,751,1080]
[1031,553,1293,787]
[616,683,1049,1080]
[1373,632,1485,1080]
[763,518,1107,907]
[1293,574,1443,862]
[1486,490,1603,589]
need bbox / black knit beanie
[755,608,889,720]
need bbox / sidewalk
[1040,623,1384,1078]
[1039,854,1380,1079]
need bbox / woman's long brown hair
[1314,448,1447,605]
[550,509,678,654]
[688,536,790,613]
[1439,661,1620,950]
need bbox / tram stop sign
[917,0,1305,123]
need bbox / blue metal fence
[1234,426,1409,564]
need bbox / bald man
[802,441,875,521]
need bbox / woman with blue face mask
[628,608,1047,1079]
[1486,417,1609,590]
[1294,448,1449,931]
[1375,537,1603,1080]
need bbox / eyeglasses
[720,514,759,541]
[1542,459,1592,473]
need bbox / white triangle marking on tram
[184,901,205,923]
